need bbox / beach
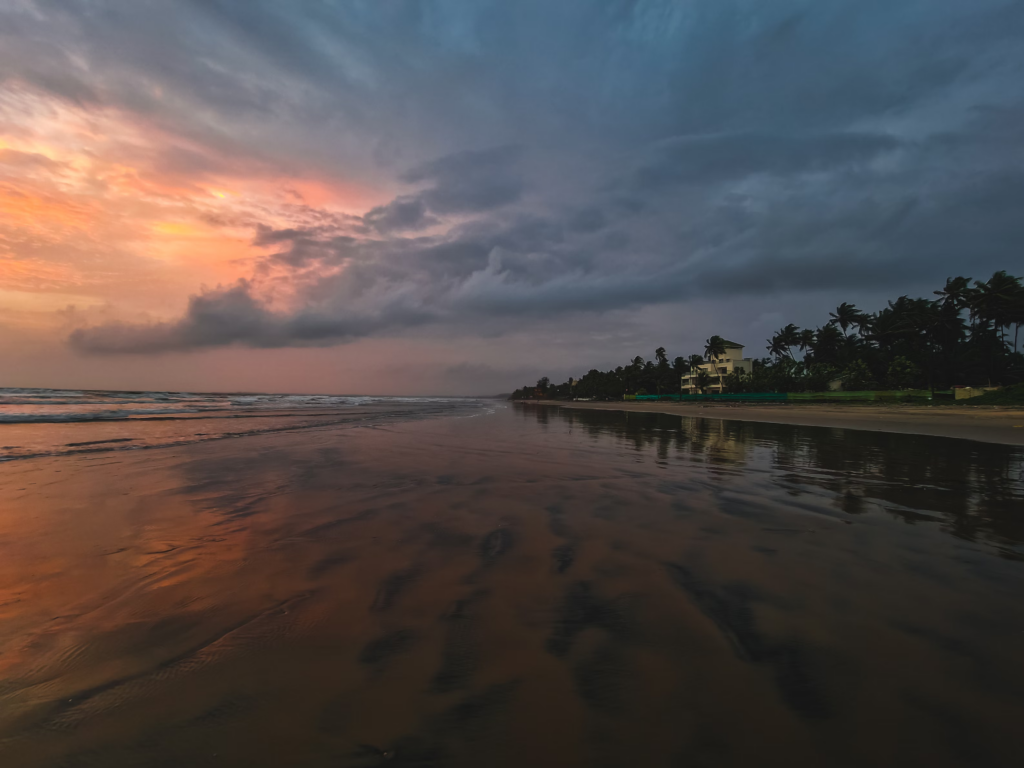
[526,400,1024,445]
[1,401,1023,767]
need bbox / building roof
[720,340,743,348]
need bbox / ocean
[0,400,1022,766]
[0,387,485,461]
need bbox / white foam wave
[0,388,477,426]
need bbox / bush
[886,356,921,390]
[841,360,876,391]
[805,363,837,392]
[722,369,750,393]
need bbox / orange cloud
[0,183,99,236]
[0,85,393,337]
[273,176,387,212]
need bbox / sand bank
[526,400,1024,445]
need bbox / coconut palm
[704,336,726,391]
[829,302,863,334]
[652,347,671,393]
[809,324,844,365]
[967,271,1024,381]
[768,324,802,361]
[1009,284,1024,353]
[625,356,644,393]
[781,324,802,360]
[766,335,788,360]
[694,369,712,394]
[798,329,815,356]
[973,271,1022,347]
[934,276,972,312]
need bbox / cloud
[67,279,426,353]
[628,131,902,189]
[69,282,280,353]
[400,145,525,214]
[567,207,607,233]
[0,0,1019,362]
[363,196,437,233]
[0,148,65,171]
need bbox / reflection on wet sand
[0,404,1022,767]
[545,405,1024,559]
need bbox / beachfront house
[680,340,753,394]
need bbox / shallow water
[0,403,1022,767]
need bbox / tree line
[510,271,1024,400]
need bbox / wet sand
[531,399,1024,445]
[1,405,1022,767]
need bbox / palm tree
[934,276,972,312]
[829,302,863,334]
[969,271,1024,382]
[625,356,644,394]
[798,329,815,357]
[973,271,1021,347]
[772,324,802,361]
[653,347,670,394]
[766,335,789,360]
[672,356,687,394]
[865,305,901,352]
[855,313,875,338]
[681,354,704,395]
[1009,284,1024,354]
[810,324,844,365]
[704,336,726,392]
[694,369,712,394]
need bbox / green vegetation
[510,272,1024,401]
[963,384,1024,406]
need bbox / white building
[681,340,753,394]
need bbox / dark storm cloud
[16,0,1021,353]
[628,132,902,189]
[360,145,523,233]
[68,280,434,353]
[69,282,278,353]
[567,207,607,233]
[400,145,525,214]
[363,197,437,234]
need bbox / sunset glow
[1,82,390,343]
[2,8,1023,767]
[1,1,1023,394]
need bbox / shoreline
[518,400,1024,446]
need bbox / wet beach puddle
[0,404,1022,767]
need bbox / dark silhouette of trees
[509,273,1024,400]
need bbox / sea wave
[0,389,464,410]
[0,408,204,423]
[0,389,489,461]
[0,416,363,461]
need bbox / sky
[2,0,1023,395]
